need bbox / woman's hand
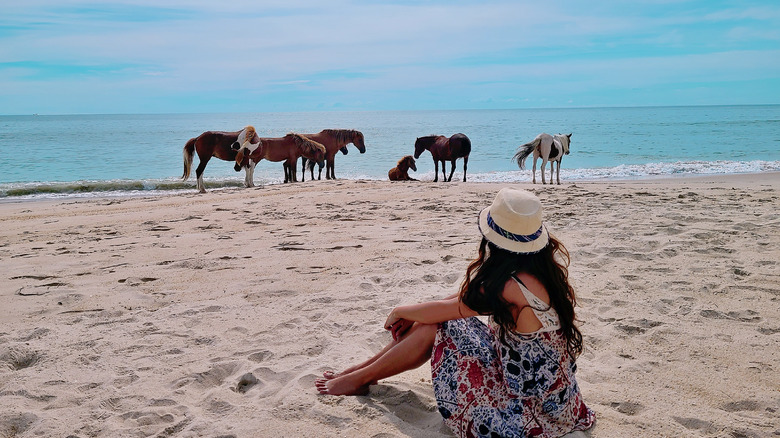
[384,308,413,341]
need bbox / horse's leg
[195,154,210,193]
[541,158,548,185]
[447,160,456,182]
[556,159,561,185]
[531,156,537,184]
[462,156,468,182]
[432,160,439,182]
[300,159,306,182]
[290,159,298,182]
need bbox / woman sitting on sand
[316,188,595,437]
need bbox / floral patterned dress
[431,278,595,437]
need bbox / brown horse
[300,129,366,180]
[414,133,471,182]
[302,146,348,181]
[234,133,326,183]
[388,155,417,181]
[182,126,258,193]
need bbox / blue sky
[1,1,779,114]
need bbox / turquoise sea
[1,105,779,199]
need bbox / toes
[314,379,329,394]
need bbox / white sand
[1,174,779,437]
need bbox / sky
[1,1,779,115]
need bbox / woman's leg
[315,322,438,396]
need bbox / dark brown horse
[388,155,417,181]
[414,133,471,182]
[300,129,366,180]
[302,146,348,181]
[234,133,326,183]
[182,126,258,193]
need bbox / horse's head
[406,155,417,172]
[234,147,247,171]
[413,137,426,159]
[353,131,366,153]
[340,145,349,155]
[559,133,572,155]
[234,139,261,171]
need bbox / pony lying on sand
[182,125,259,193]
[513,133,572,185]
[414,133,471,182]
[234,133,326,183]
[300,129,367,180]
[388,155,417,181]
[302,146,348,181]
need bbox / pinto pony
[234,133,326,183]
[182,126,258,193]
[388,155,417,181]
[414,133,471,182]
[300,129,366,180]
[513,133,572,185]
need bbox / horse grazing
[182,125,258,193]
[414,133,471,182]
[302,146,348,181]
[388,155,417,181]
[300,129,367,180]
[513,133,572,185]
[234,133,326,183]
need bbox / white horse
[234,126,263,188]
[513,133,572,185]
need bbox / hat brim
[478,207,549,254]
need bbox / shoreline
[1,174,778,436]
[1,170,779,205]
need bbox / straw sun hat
[478,188,549,254]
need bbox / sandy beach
[1,174,778,437]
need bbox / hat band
[486,212,544,243]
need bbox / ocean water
[1,105,779,199]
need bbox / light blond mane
[288,133,326,155]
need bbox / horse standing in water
[234,133,326,183]
[414,133,471,182]
[513,133,572,185]
[388,155,417,181]
[182,126,259,193]
[300,129,367,180]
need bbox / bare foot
[322,370,339,379]
[315,374,372,396]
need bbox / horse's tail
[513,138,539,170]
[182,137,197,180]
[305,157,320,171]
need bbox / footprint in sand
[233,372,259,394]
[0,346,41,371]
[0,412,38,437]
[610,401,644,416]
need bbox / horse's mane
[322,129,361,143]
[288,133,326,154]
[397,155,414,167]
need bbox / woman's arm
[384,296,478,330]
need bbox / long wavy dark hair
[459,234,584,358]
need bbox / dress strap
[511,275,560,332]
[511,275,551,311]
